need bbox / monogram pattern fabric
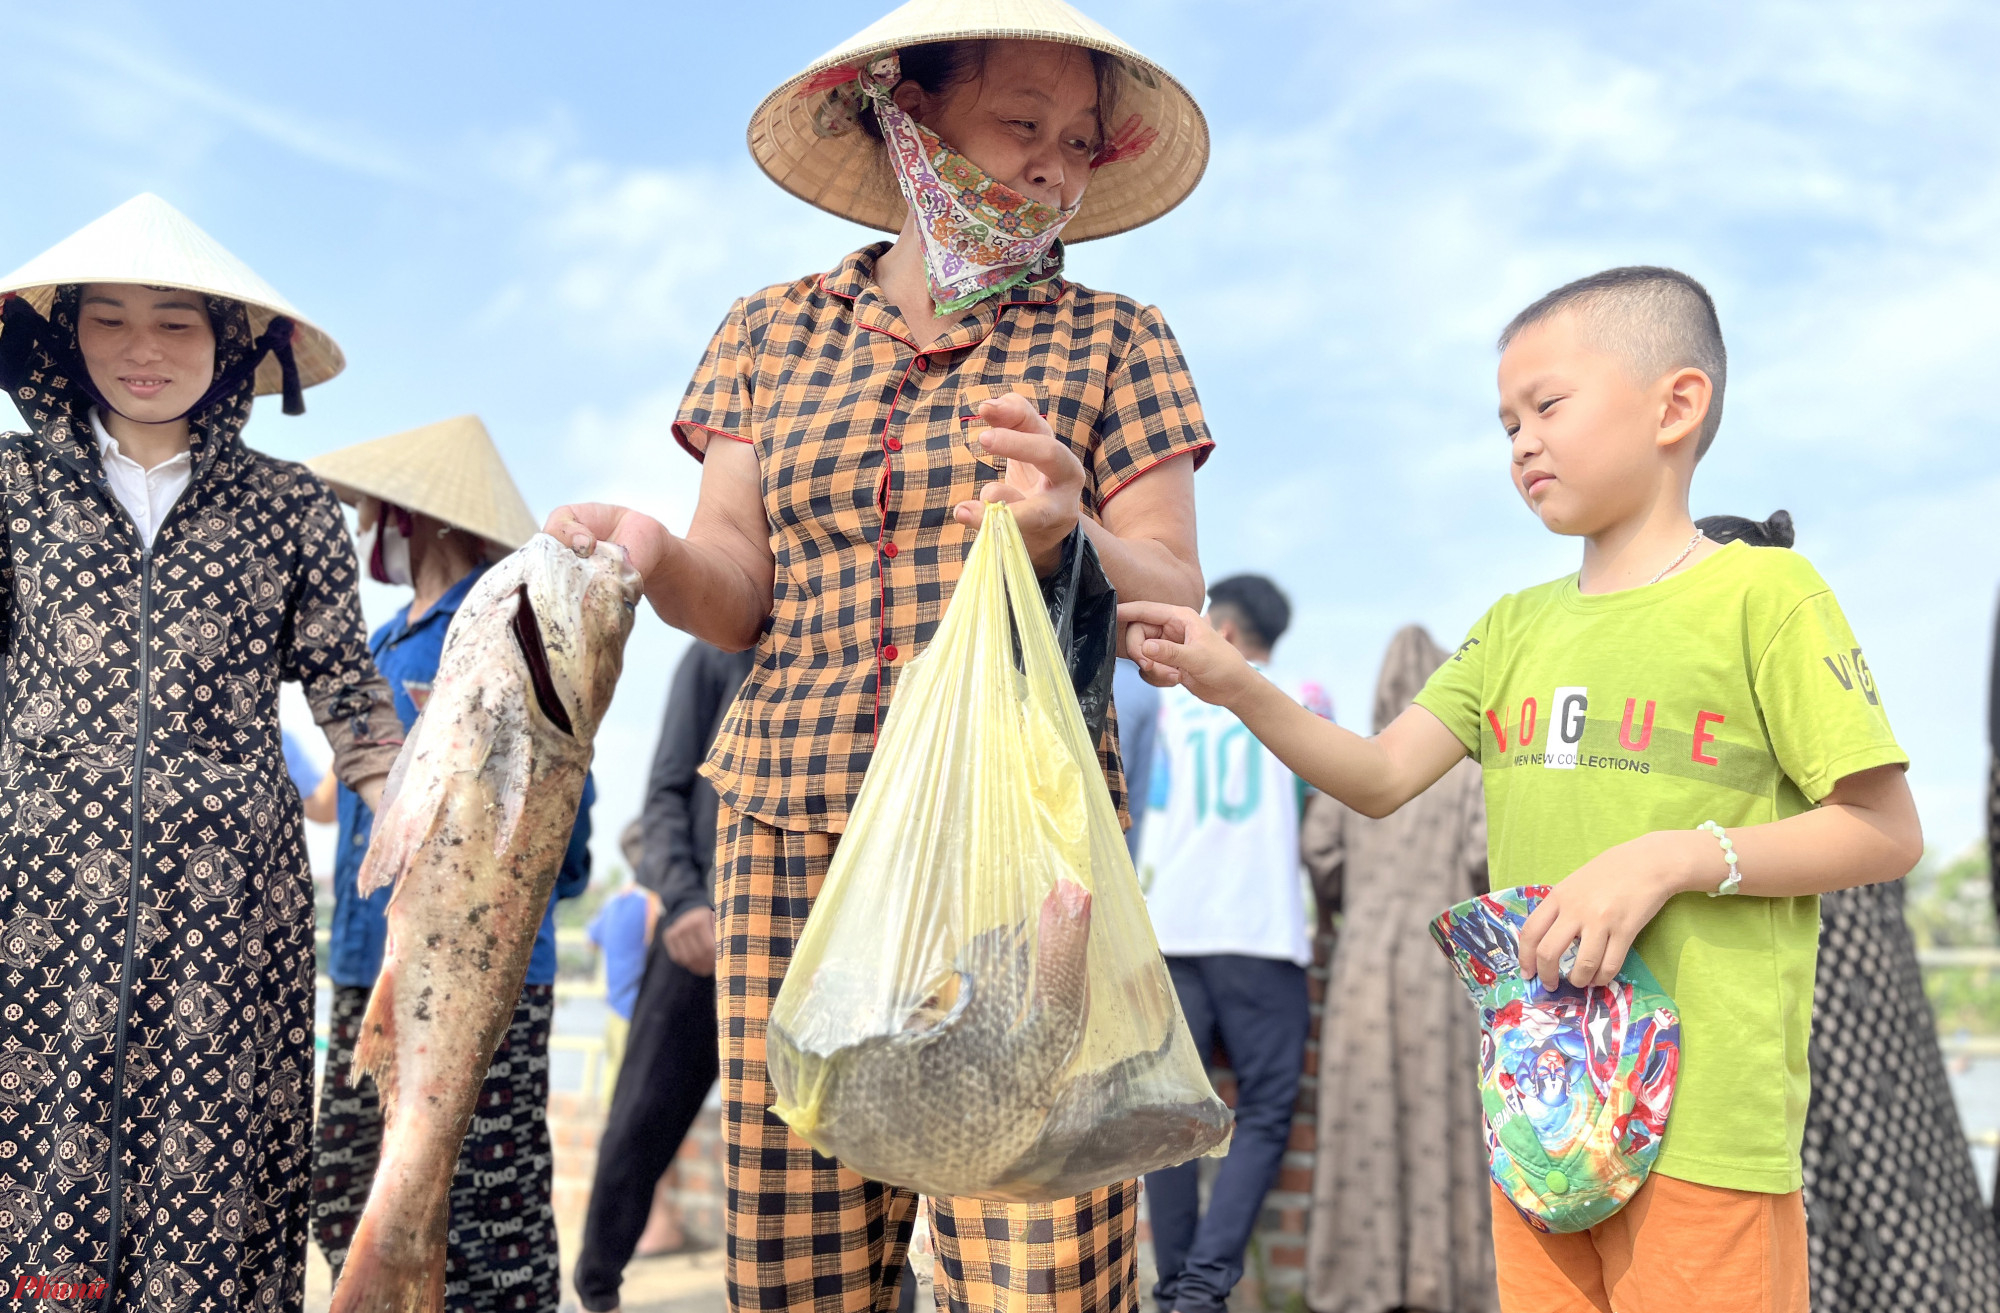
[1801,881,2000,1311]
[673,243,1213,833]
[0,288,402,1311]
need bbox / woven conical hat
[0,193,343,395]
[306,415,539,553]
[749,0,1207,242]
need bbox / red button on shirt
[915,357,930,372]
[881,644,899,662]
[881,541,899,558]
[884,435,903,452]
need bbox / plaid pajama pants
[716,803,1141,1313]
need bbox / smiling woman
[76,284,218,415]
[542,3,1218,1313]
[0,194,402,1313]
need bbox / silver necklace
[1648,529,1705,585]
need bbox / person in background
[591,820,660,1098]
[1136,574,1331,1313]
[573,639,753,1313]
[1114,658,1162,862]
[305,415,595,1313]
[0,194,403,1313]
[587,822,685,1258]
[1303,626,1498,1313]
[284,727,338,823]
[1709,511,2000,1313]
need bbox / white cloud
[491,127,875,362]
[17,13,418,184]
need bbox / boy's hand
[1516,832,1694,989]
[1117,601,1259,707]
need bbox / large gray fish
[329,535,641,1313]
[770,880,1096,1199]
[769,880,1233,1201]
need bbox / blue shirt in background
[281,729,322,799]
[587,887,651,1021]
[326,565,594,989]
[1113,659,1161,863]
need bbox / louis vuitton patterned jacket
[0,288,403,1313]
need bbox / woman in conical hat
[300,417,595,1309]
[546,3,1214,1311]
[0,194,404,1312]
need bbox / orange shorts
[1491,1174,1808,1313]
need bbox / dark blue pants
[1145,954,1309,1313]
[573,940,718,1311]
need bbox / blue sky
[8,0,2000,872]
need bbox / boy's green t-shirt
[1413,541,1905,1194]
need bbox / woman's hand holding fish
[542,453,776,654]
[545,503,667,572]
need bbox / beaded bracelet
[1696,820,1742,897]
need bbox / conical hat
[0,193,343,395]
[306,415,540,553]
[749,0,1208,242]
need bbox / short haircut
[1207,574,1291,651]
[1499,266,1729,458]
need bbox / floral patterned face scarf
[823,55,1082,316]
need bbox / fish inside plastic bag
[767,503,1233,1203]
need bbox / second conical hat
[750,0,1208,242]
[307,415,539,553]
[0,193,343,396]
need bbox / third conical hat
[307,416,539,552]
[0,193,343,395]
[749,0,1209,242]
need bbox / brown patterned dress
[1304,627,1498,1313]
[0,287,402,1313]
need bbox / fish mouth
[510,584,575,737]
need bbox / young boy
[1119,267,1921,1313]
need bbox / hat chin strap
[145,314,306,422]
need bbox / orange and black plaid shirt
[676,243,1214,833]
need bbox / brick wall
[548,1088,727,1250]
[1149,925,1330,1313]
[547,927,1334,1313]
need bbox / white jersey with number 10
[1135,672,1333,966]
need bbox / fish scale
[784,880,1096,1198]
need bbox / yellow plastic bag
[767,503,1232,1203]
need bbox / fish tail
[327,1192,447,1313]
[1040,879,1093,942]
[352,970,399,1109]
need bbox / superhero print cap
[1430,886,1682,1234]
